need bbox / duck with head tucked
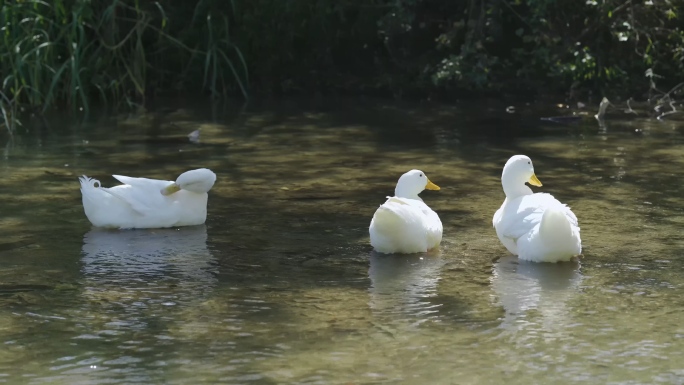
[369,170,443,254]
[79,168,216,229]
[493,155,581,262]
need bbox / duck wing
[101,175,175,215]
[498,193,577,240]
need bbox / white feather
[78,169,216,229]
[493,156,581,262]
[369,170,443,254]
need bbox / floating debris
[656,100,680,120]
[0,239,37,253]
[624,98,638,114]
[540,116,582,124]
[595,97,610,121]
[0,284,54,293]
[188,128,201,144]
[505,106,515,113]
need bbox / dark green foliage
[232,0,684,98]
[360,0,684,96]
[0,0,248,132]
[1,0,683,132]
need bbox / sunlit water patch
[1,99,684,383]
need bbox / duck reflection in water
[491,256,583,334]
[80,225,217,307]
[368,251,446,328]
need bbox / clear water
[1,99,684,384]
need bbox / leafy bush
[2,0,683,132]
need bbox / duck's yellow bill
[528,174,542,187]
[161,183,181,196]
[425,179,441,191]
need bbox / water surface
[1,99,684,384]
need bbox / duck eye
[420,173,423,177]
[527,161,530,165]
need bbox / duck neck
[502,174,533,199]
[395,186,421,201]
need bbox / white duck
[369,170,443,254]
[79,168,216,229]
[493,155,581,262]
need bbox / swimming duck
[493,155,581,262]
[369,170,442,254]
[79,168,216,229]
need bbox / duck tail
[539,207,573,245]
[79,176,101,193]
[79,175,107,204]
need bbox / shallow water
[2,99,684,384]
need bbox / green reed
[0,0,249,133]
